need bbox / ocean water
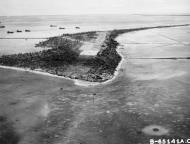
[1,16,190,144]
[0,15,190,55]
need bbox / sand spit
[0,24,189,87]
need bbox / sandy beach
[0,14,190,144]
[0,43,125,87]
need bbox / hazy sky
[0,0,190,16]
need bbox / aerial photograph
[0,0,190,144]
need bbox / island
[0,24,189,82]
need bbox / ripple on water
[130,70,186,81]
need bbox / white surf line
[1,24,189,87]
[74,46,125,87]
[0,46,124,87]
[0,64,120,87]
[74,36,125,86]
[0,39,124,87]
[0,65,74,81]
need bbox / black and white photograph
[0,0,190,144]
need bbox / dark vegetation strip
[62,31,99,41]
[0,24,189,82]
[108,24,190,39]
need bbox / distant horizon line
[1,13,190,17]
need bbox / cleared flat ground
[0,26,190,144]
[79,31,108,56]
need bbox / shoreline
[0,48,124,87]
[0,24,189,87]
[74,46,125,86]
[0,30,122,83]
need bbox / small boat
[59,27,65,29]
[16,30,22,32]
[0,25,5,28]
[25,29,31,32]
[50,25,57,27]
[75,26,80,29]
[7,31,14,34]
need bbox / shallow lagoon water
[0,16,190,144]
[0,39,49,56]
[0,15,190,56]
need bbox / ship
[16,30,22,32]
[59,27,65,29]
[25,29,31,32]
[0,25,5,28]
[7,31,14,34]
[50,25,57,27]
